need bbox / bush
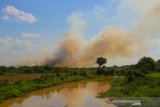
[155,63,160,72]
[125,70,136,83]
[79,71,88,77]
[138,67,149,74]
[40,72,50,79]
[0,70,4,75]
[125,69,145,83]
[107,68,115,75]
[56,72,60,77]
[96,68,105,75]
[73,71,79,75]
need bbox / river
[0,78,115,107]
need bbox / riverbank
[0,74,102,103]
[0,77,110,107]
[97,72,160,97]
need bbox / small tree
[96,57,107,67]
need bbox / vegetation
[96,57,107,67]
[0,71,101,103]
[97,56,160,98]
[136,56,156,70]
[0,56,160,104]
[0,73,43,82]
[0,65,98,76]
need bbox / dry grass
[0,73,42,82]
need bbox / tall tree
[96,57,107,67]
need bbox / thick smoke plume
[46,2,160,67]
[47,27,139,67]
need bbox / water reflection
[0,78,115,107]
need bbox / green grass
[146,72,160,78]
[97,74,160,107]
[97,72,160,98]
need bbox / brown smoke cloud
[134,3,160,39]
[23,1,160,67]
[47,27,139,67]
[2,1,160,67]
[49,2,160,68]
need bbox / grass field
[0,73,43,82]
[146,72,160,78]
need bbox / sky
[0,0,160,67]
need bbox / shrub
[56,72,60,77]
[125,69,145,83]
[138,67,149,74]
[125,70,136,83]
[79,71,88,77]
[96,68,105,75]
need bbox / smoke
[47,2,160,67]
[134,3,160,39]
[46,10,138,67]
[47,22,139,67]
[47,35,84,66]
[1,1,160,67]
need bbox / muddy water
[0,78,115,107]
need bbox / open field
[0,73,43,82]
[146,72,160,79]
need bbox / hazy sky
[0,0,160,66]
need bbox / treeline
[1,56,160,78]
[96,56,160,78]
[0,66,96,75]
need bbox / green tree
[96,57,107,67]
[136,56,156,70]
[157,59,160,64]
